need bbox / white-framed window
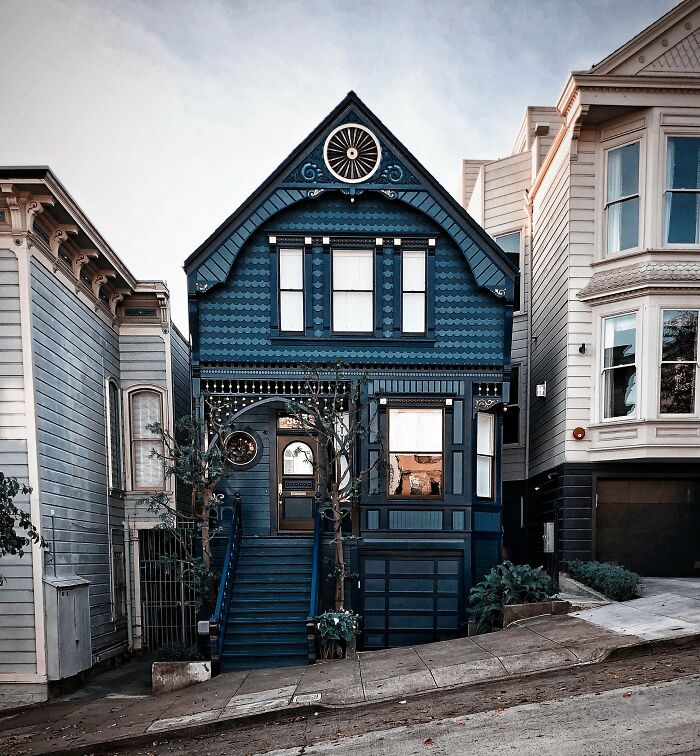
[660,309,699,415]
[401,249,426,333]
[106,379,123,490]
[605,141,641,255]
[602,313,637,419]
[278,248,304,332]
[129,389,165,489]
[664,136,700,245]
[332,248,374,333]
[476,412,495,498]
[503,364,520,446]
[494,231,522,312]
[388,407,443,498]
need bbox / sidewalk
[2,582,699,756]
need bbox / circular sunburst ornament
[323,123,381,183]
[227,431,258,466]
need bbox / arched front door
[277,435,317,532]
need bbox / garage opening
[596,478,700,576]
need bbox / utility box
[44,575,92,681]
[543,522,555,554]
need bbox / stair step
[237,563,311,574]
[221,657,308,671]
[235,574,311,585]
[224,631,305,645]
[223,642,308,656]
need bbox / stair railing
[306,495,322,662]
[209,491,242,671]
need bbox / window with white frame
[130,390,165,489]
[605,142,640,255]
[495,231,521,311]
[278,248,304,332]
[107,380,123,490]
[503,364,520,445]
[476,412,495,498]
[401,250,426,333]
[660,309,699,415]
[602,313,637,419]
[332,249,373,332]
[664,136,700,245]
[388,407,443,497]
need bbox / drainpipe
[123,520,133,650]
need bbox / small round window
[283,441,314,475]
[228,431,258,466]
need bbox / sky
[0,0,676,331]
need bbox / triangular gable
[185,92,516,302]
[583,0,700,77]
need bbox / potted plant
[315,609,360,659]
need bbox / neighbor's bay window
[476,412,495,498]
[130,390,165,489]
[107,380,123,490]
[332,249,373,332]
[401,250,426,333]
[605,142,640,254]
[279,248,304,332]
[503,364,520,445]
[665,136,700,245]
[602,313,637,419]
[388,407,443,498]
[495,231,521,311]
[660,309,699,414]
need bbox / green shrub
[469,561,554,634]
[154,643,205,662]
[566,560,641,601]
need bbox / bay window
[503,364,520,445]
[388,407,443,498]
[664,136,700,245]
[660,309,699,414]
[401,250,426,333]
[495,231,521,311]
[476,412,495,498]
[279,248,304,332]
[130,390,165,489]
[602,313,637,419]
[605,142,640,255]
[332,248,374,332]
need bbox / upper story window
[495,231,521,312]
[279,248,304,332]
[388,407,443,498]
[660,309,699,415]
[605,142,640,255]
[476,412,495,499]
[664,136,700,245]
[602,313,637,419]
[130,390,165,490]
[503,364,520,445]
[401,250,426,333]
[107,381,123,490]
[332,249,373,333]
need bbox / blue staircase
[220,536,313,670]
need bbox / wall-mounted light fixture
[536,382,547,398]
[578,343,586,354]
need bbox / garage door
[360,554,463,650]
[596,479,700,576]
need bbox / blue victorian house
[185,93,515,670]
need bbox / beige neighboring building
[463,0,700,576]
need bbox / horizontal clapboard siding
[0,248,36,675]
[30,258,126,656]
[171,326,192,513]
[120,334,167,388]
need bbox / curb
[30,632,700,756]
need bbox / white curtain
[389,408,442,453]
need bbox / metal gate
[139,525,198,650]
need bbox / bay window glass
[279,248,304,332]
[503,364,520,445]
[605,142,640,254]
[664,137,700,244]
[130,390,165,489]
[603,314,637,419]
[495,231,521,310]
[401,250,426,333]
[107,381,123,490]
[388,408,443,497]
[332,249,373,332]
[660,309,699,414]
[476,412,495,498]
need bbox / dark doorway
[276,434,317,531]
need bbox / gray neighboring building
[0,168,190,706]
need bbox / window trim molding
[598,309,641,424]
[475,411,495,500]
[659,129,700,250]
[277,247,306,334]
[124,385,168,492]
[331,247,375,335]
[400,248,427,335]
[657,306,700,418]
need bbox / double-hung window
[279,248,304,332]
[660,309,699,415]
[130,390,165,489]
[605,142,640,255]
[602,313,637,419]
[332,249,373,333]
[476,413,495,498]
[503,364,520,445]
[664,136,700,245]
[388,408,443,497]
[495,231,521,311]
[401,250,426,333]
[107,380,123,490]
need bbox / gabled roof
[184,92,516,302]
[583,0,700,77]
